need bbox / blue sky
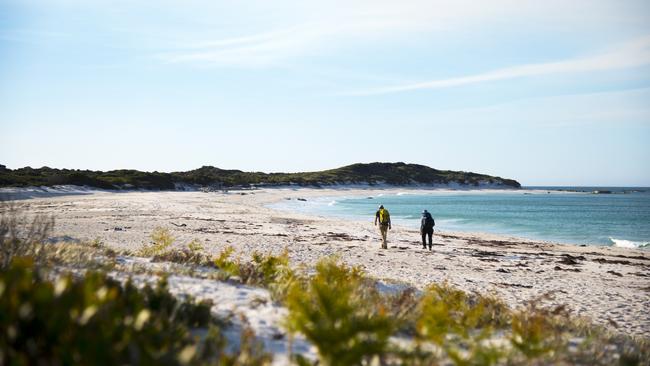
[1,0,649,186]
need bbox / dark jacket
[420,212,435,232]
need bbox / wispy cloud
[157,19,423,68]
[155,1,593,68]
[151,0,650,73]
[419,87,650,128]
[0,29,71,43]
[342,36,650,96]
[159,24,320,68]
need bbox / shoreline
[265,187,648,250]
[2,184,647,253]
[4,188,650,337]
[3,184,647,252]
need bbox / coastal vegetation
[0,162,521,189]
[0,259,272,365]
[2,204,647,365]
[3,242,648,365]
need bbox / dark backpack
[424,214,435,229]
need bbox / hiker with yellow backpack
[374,205,392,249]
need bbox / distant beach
[270,187,650,249]
[5,187,650,337]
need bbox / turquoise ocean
[270,187,650,249]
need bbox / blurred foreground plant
[509,298,568,361]
[285,257,394,366]
[0,258,271,365]
[416,283,510,365]
[0,200,54,268]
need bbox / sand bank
[5,188,650,337]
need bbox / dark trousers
[421,229,433,248]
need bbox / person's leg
[421,232,427,248]
[427,231,433,250]
[383,225,388,248]
[380,225,388,249]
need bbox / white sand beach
[6,188,650,338]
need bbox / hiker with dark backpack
[420,209,435,250]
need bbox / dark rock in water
[367,197,374,199]
[592,190,612,194]
[297,198,307,201]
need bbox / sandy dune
[6,188,650,337]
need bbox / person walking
[420,209,435,250]
[374,205,391,249]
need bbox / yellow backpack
[379,209,390,224]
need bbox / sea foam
[610,238,650,249]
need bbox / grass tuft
[138,227,174,257]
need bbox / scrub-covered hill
[0,162,520,190]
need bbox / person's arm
[374,211,378,225]
[388,213,392,229]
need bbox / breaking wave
[610,238,650,249]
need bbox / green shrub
[418,284,487,343]
[285,258,394,366]
[152,249,210,266]
[89,237,104,248]
[250,250,289,286]
[416,283,507,365]
[258,252,296,302]
[237,250,296,301]
[0,258,271,365]
[187,239,204,253]
[45,242,118,270]
[509,303,566,360]
[213,246,241,278]
[139,227,174,257]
